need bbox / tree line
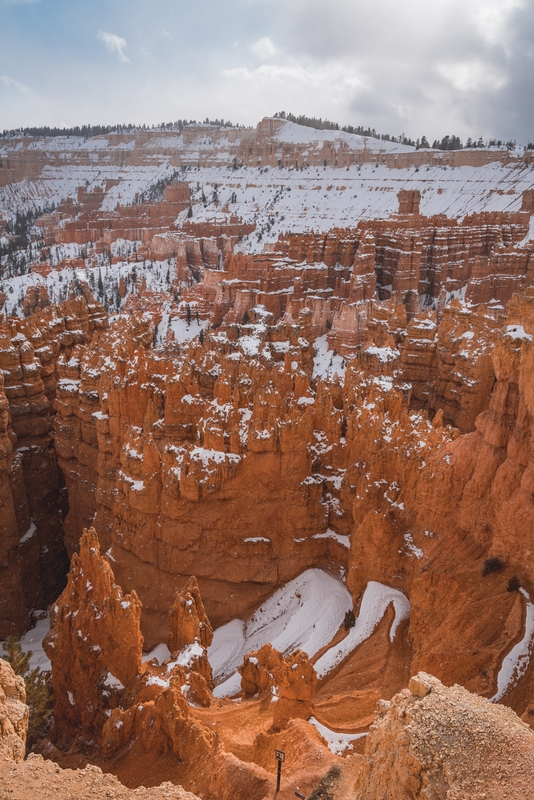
[1,119,243,140]
[273,112,530,151]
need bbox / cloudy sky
[1,0,533,143]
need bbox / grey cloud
[258,0,533,141]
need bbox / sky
[1,0,533,143]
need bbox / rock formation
[238,645,317,729]
[42,526,280,799]
[167,576,214,691]
[0,658,28,762]
[239,644,283,697]
[0,296,107,637]
[168,577,213,654]
[273,650,317,730]
[353,672,534,799]
[43,527,143,744]
[0,757,201,800]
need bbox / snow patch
[103,672,125,691]
[313,335,346,382]
[20,520,37,544]
[144,643,171,666]
[504,324,532,342]
[491,588,534,702]
[309,716,367,755]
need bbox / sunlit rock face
[0,658,28,762]
[354,672,534,800]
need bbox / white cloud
[0,75,29,92]
[473,0,525,46]
[437,60,507,92]
[250,36,278,60]
[97,31,130,63]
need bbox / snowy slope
[274,120,414,152]
[209,568,351,697]
[208,569,410,697]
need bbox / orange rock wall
[0,298,107,636]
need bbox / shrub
[309,765,342,800]
[343,609,356,630]
[482,557,504,577]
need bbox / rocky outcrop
[397,189,420,215]
[43,527,143,744]
[239,644,283,697]
[43,526,274,800]
[400,302,500,430]
[353,672,534,799]
[238,644,316,729]
[0,755,200,800]
[168,576,213,654]
[0,658,28,762]
[273,649,317,730]
[167,577,214,690]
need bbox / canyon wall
[2,120,532,189]
[0,298,106,636]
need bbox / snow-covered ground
[208,569,410,697]
[308,716,367,755]
[314,581,410,679]
[313,334,347,382]
[1,121,533,252]
[0,256,176,318]
[491,588,534,702]
[273,121,413,152]
[209,569,352,697]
